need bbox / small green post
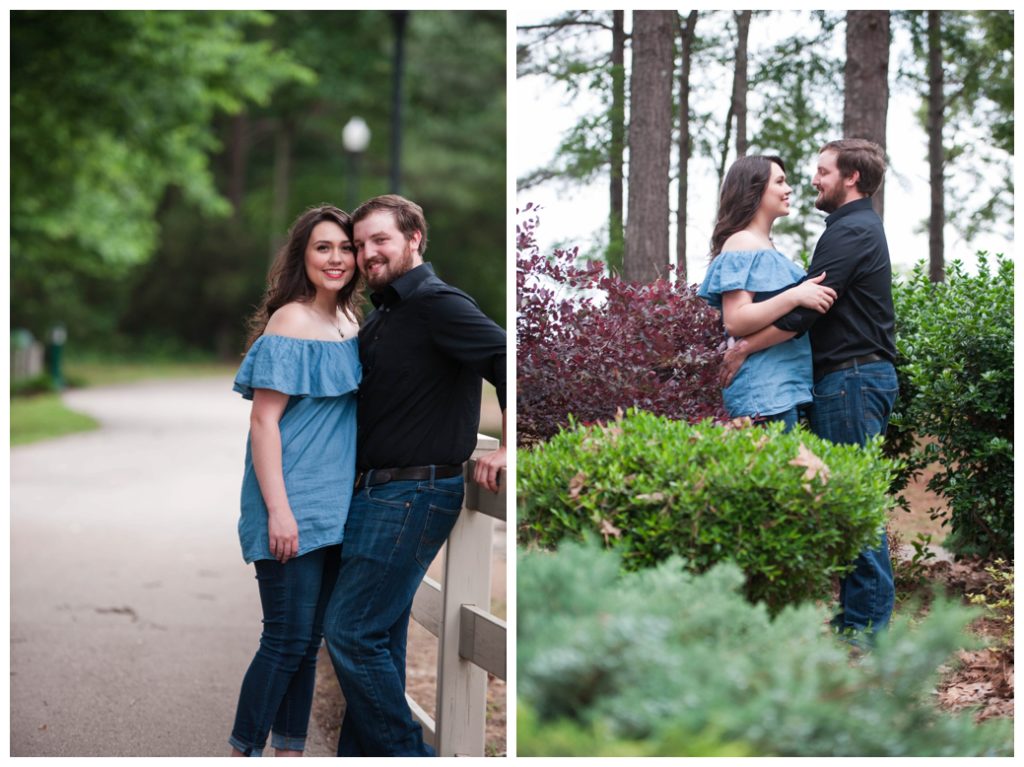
[47,324,67,390]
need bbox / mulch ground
[889,465,1013,725]
[920,558,1014,723]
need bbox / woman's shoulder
[720,229,772,254]
[264,302,317,339]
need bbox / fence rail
[408,434,507,757]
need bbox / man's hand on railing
[472,445,506,494]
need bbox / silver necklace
[318,307,344,338]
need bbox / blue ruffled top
[233,334,361,563]
[698,249,812,418]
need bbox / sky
[514,9,1013,284]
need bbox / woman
[698,155,835,429]
[228,205,362,757]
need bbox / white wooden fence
[408,433,507,757]
[11,331,43,381]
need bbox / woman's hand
[789,272,836,313]
[268,508,299,564]
[720,337,750,388]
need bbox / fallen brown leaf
[789,442,831,484]
[599,518,622,544]
[568,472,586,500]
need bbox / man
[722,139,898,640]
[323,194,506,755]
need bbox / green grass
[11,393,100,446]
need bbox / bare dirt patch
[887,459,950,543]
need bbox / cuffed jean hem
[271,732,307,751]
[228,735,264,757]
[831,620,881,651]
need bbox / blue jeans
[808,360,898,636]
[230,544,341,756]
[324,472,465,756]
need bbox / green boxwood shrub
[517,541,1012,757]
[518,410,895,612]
[886,254,1013,558]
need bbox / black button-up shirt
[356,263,506,471]
[773,197,896,372]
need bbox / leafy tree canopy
[11,11,313,274]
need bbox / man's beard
[814,185,845,214]
[365,242,416,291]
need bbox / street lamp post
[342,116,371,211]
[390,10,408,194]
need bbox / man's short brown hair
[821,138,887,196]
[351,194,429,256]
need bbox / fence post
[11,329,43,382]
[433,436,498,756]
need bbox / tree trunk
[717,101,734,188]
[227,112,250,219]
[718,11,750,185]
[608,10,626,274]
[624,10,675,284]
[675,10,698,281]
[927,10,945,282]
[732,11,751,157]
[844,10,890,218]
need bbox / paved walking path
[9,377,330,756]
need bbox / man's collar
[825,196,874,226]
[369,262,435,308]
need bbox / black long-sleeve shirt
[356,263,506,471]
[773,197,896,372]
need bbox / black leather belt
[815,353,887,381]
[355,464,463,490]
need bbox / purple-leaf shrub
[517,205,727,445]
